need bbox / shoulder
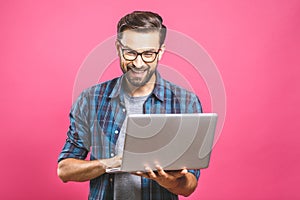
[162,78,198,99]
[77,76,120,100]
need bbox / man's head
[117,11,167,46]
[116,11,167,89]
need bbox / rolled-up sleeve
[187,169,201,180]
[58,91,91,163]
[187,93,202,179]
[189,93,203,114]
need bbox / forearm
[166,172,198,197]
[57,158,106,182]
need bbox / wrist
[98,159,108,171]
[165,175,187,190]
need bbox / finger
[172,169,188,178]
[116,161,122,167]
[132,171,143,176]
[115,155,122,160]
[132,171,150,179]
[156,165,167,178]
[145,167,157,179]
[181,168,188,175]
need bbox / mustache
[127,64,149,71]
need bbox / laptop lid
[118,113,218,172]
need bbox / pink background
[1,1,300,199]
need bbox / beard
[122,63,157,87]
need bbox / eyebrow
[125,47,157,52]
[118,40,158,52]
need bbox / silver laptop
[106,113,218,173]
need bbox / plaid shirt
[58,72,202,200]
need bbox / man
[57,11,202,200]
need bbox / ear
[158,44,166,61]
[115,40,121,57]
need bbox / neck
[124,74,156,97]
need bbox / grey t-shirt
[114,91,149,200]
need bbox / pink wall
[1,1,299,199]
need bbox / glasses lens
[123,50,137,61]
[142,51,157,62]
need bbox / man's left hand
[134,165,188,189]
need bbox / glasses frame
[118,40,161,63]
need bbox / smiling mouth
[128,66,148,74]
[131,69,146,74]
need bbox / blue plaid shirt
[58,72,202,200]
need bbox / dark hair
[117,11,167,46]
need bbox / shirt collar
[151,72,165,102]
[108,71,165,102]
[108,75,124,99]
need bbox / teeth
[131,69,145,73]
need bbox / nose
[133,54,144,68]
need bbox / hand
[99,155,122,169]
[134,165,188,189]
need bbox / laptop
[106,113,218,173]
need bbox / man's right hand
[99,155,122,169]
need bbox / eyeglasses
[118,40,161,63]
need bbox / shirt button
[114,130,119,134]
[111,153,115,157]
[109,178,113,182]
[122,108,126,112]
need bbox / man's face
[116,30,165,88]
